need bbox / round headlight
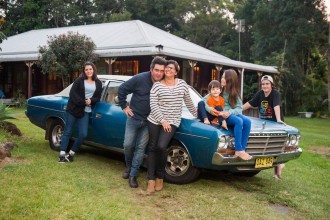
[218,136,228,149]
[290,135,298,146]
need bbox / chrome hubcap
[166,146,190,176]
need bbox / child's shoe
[221,121,228,130]
[203,118,210,125]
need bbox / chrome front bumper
[211,148,302,169]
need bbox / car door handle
[95,113,102,118]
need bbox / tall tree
[125,0,179,32]
[47,0,75,27]
[93,0,128,23]
[0,15,5,46]
[38,32,97,88]
[66,0,95,26]
[236,0,328,115]
[2,0,50,36]
[171,0,240,59]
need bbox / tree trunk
[328,22,330,113]
[328,52,330,113]
[61,75,71,89]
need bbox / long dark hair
[82,61,98,80]
[223,69,240,109]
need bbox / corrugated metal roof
[0,20,278,73]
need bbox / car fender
[174,118,223,168]
[45,116,65,140]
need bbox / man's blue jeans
[123,117,149,177]
[226,114,251,151]
[60,112,89,152]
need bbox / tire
[232,170,260,177]
[48,120,64,151]
[164,144,201,184]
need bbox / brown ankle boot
[155,178,163,191]
[147,180,156,193]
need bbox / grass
[0,109,329,220]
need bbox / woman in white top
[58,62,102,163]
[146,60,197,193]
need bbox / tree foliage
[173,0,233,52]
[93,0,128,23]
[1,0,129,35]
[234,0,328,115]
[38,32,97,88]
[2,0,50,36]
[0,6,6,48]
[0,103,15,121]
[126,0,179,32]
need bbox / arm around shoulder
[242,102,252,111]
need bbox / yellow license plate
[255,157,274,168]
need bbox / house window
[113,60,139,75]
[193,66,200,87]
[211,69,217,80]
[48,72,57,80]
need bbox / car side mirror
[114,96,119,104]
[114,94,131,106]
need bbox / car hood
[182,115,299,138]
[247,117,299,133]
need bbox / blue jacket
[118,71,153,121]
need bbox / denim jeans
[226,114,251,151]
[123,117,149,177]
[60,112,89,152]
[197,101,224,124]
[147,121,177,180]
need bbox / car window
[188,87,202,106]
[104,81,132,104]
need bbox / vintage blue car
[26,75,302,184]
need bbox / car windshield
[182,87,201,119]
[55,79,108,97]
[55,84,72,97]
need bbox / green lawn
[0,109,329,220]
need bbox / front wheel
[164,144,200,184]
[47,120,64,151]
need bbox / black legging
[147,121,177,180]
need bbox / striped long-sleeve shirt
[148,79,197,127]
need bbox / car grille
[246,132,288,155]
